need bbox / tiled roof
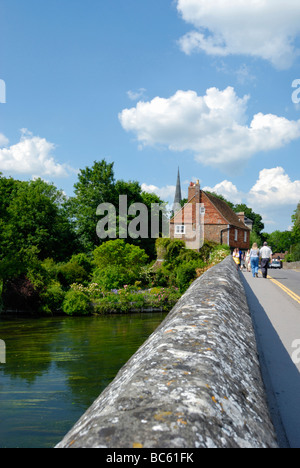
[203,192,250,230]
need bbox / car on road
[269,259,282,269]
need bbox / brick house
[170,180,250,252]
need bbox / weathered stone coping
[56,256,278,448]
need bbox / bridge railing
[56,256,278,449]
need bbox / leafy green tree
[233,203,264,237]
[287,202,300,261]
[92,239,148,290]
[265,230,293,253]
[66,160,116,251]
[0,176,78,263]
[292,202,300,240]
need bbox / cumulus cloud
[141,183,176,201]
[0,133,9,147]
[176,0,300,69]
[248,167,300,207]
[203,180,243,205]
[119,87,300,173]
[0,129,74,178]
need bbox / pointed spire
[173,167,182,213]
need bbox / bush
[92,265,135,291]
[164,239,185,263]
[62,289,92,316]
[176,261,199,293]
[286,243,300,262]
[209,245,230,265]
[70,253,93,276]
[93,239,148,271]
[40,282,65,314]
[58,261,89,287]
[92,240,148,290]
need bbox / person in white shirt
[259,242,273,278]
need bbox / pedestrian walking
[245,249,251,272]
[250,243,260,278]
[260,242,273,278]
[232,248,240,271]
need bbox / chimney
[188,180,200,203]
[237,212,245,224]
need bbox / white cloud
[0,133,9,147]
[127,88,147,101]
[141,183,176,201]
[119,87,300,173]
[176,0,300,69]
[203,180,243,205]
[0,130,74,178]
[248,167,300,207]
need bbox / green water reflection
[0,313,167,448]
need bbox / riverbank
[1,240,230,317]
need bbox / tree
[67,161,166,257]
[292,202,300,237]
[0,176,78,263]
[66,160,116,251]
[92,239,148,289]
[233,203,264,237]
[288,202,300,261]
[266,230,293,253]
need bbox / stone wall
[56,256,278,449]
[282,261,300,270]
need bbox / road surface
[241,267,300,448]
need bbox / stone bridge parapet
[56,256,278,449]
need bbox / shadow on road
[241,274,300,449]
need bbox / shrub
[176,261,199,293]
[164,239,185,263]
[92,265,137,291]
[57,261,88,287]
[92,240,148,290]
[62,289,92,316]
[69,253,93,276]
[40,282,65,314]
[209,245,230,265]
[155,238,172,260]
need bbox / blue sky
[1,0,300,233]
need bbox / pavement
[240,268,300,448]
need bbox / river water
[0,313,168,448]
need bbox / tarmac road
[241,267,300,448]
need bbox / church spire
[173,167,182,213]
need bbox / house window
[175,225,185,235]
[234,229,238,241]
[244,231,247,243]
